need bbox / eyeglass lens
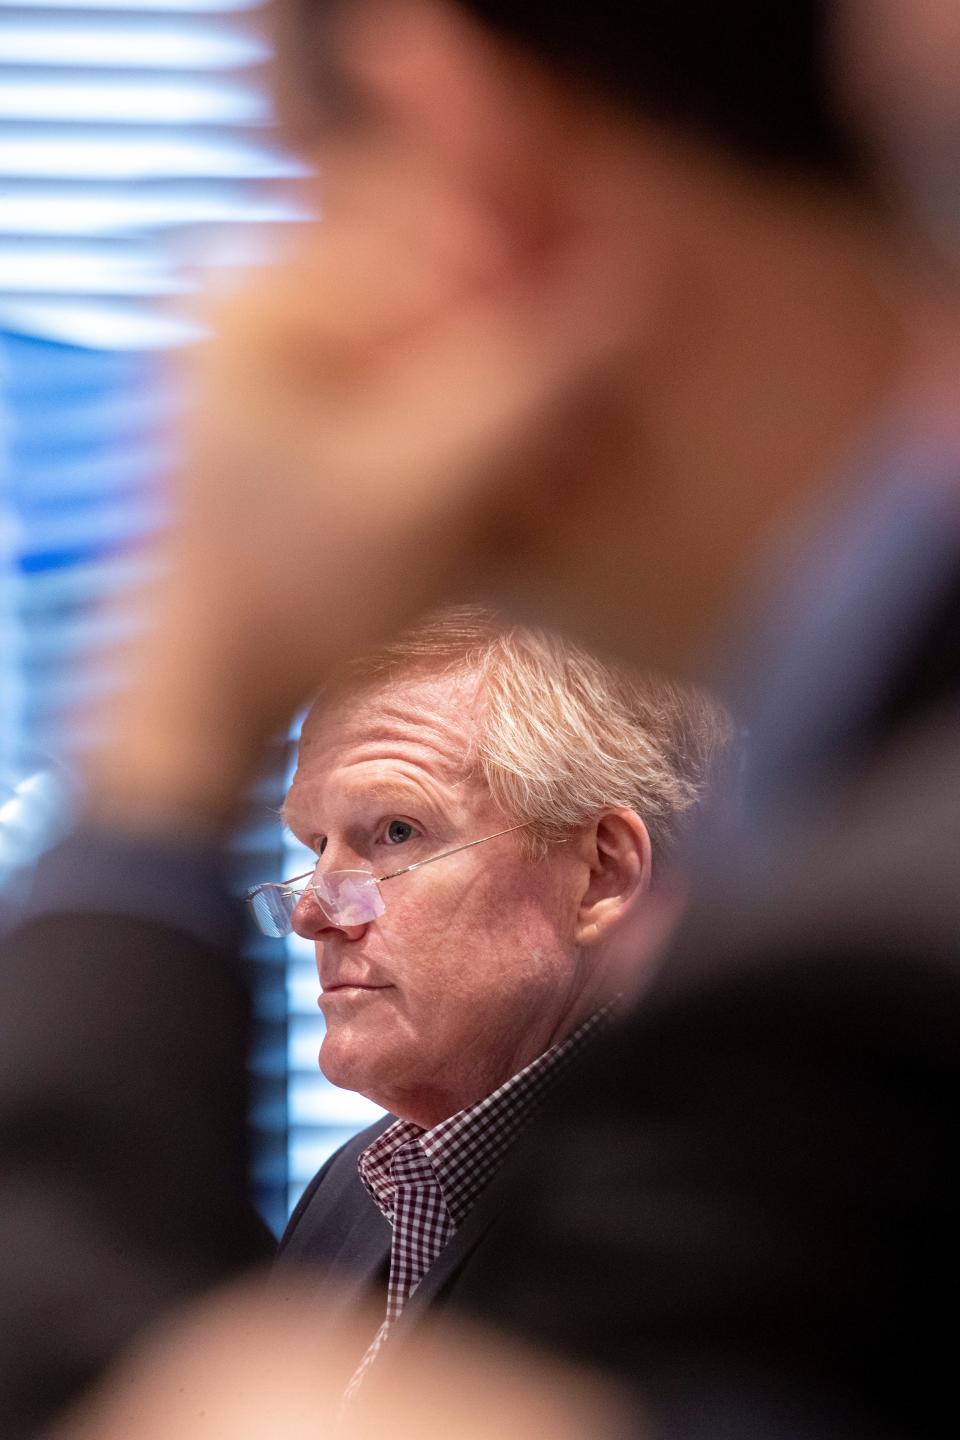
[313,871,385,926]
[249,870,385,938]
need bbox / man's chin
[317,1033,387,1102]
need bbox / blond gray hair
[334,606,733,871]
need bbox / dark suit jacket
[276,1091,595,1356]
[276,1117,391,1345]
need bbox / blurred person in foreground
[265,610,728,1381]
[45,1278,634,1440]
[2,0,960,1437]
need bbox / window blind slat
[1,0,368,1234]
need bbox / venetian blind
[0,0,379,1234]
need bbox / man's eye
[383,819,418,846]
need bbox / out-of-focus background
[0,0,381,1237]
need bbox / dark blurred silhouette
[2,2,959,1438]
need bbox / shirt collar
[359,1006,611,1228]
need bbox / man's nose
[289,884,366,942]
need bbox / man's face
[282,671,592,1126]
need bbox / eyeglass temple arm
[245,869,316,901]
[247,821,538,899]
[377,822,530,883]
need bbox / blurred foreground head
[256,0,958,678]
[160,0,960,785]
[48,1280,629,1440]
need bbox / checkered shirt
[343,1008,609,1400]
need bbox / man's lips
[318,982,391,1002]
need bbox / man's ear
[573,809,652,949]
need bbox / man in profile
[254,609,729,1379]
[2,2,959,1438]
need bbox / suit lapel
[396,1155,515,1324]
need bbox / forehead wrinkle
[330,767,458,820]
[300,686,480,785]
[287,741,480,842]
[327,733,471,789]
[290,676,491,843]
[292,757,473,835]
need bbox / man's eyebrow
[278,779,427,830]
